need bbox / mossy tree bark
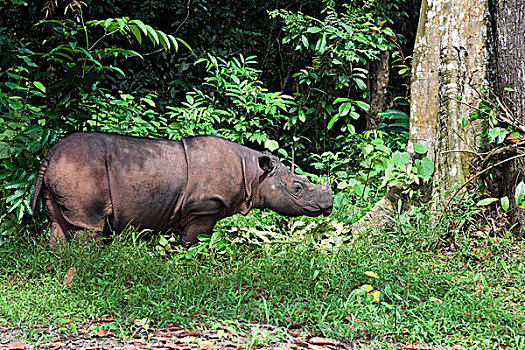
[409,0,491,193]
[494,0,525,233]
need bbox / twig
[455,97,525,135]
[439,149,484,156]
[493,94,525,133]
[174,0,191,34]
[481,145,525,169]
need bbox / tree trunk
[494,0,525,233]
[352,0,493,235]
[410,0,491,193]
[367,50,390,130]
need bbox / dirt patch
[0,321,356,349]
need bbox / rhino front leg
[181,214,218,247]
[73,229,103,245]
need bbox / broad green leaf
[298,109,306,123]
[33,81,46,93]
[501,196,510,212]
[157,30,170,51]
[301,35,309,48]
[327,115,339,130]
[4,180,29,189]
[416,157,434,181]
[264,139,279,152]
[0,142,10,159]
[130,19,148,35]
[116,17,127,31]
[412,143,428,154]
[354,78,367,90]
[141,98,155,107]
[353,100,369,112]
[392,151,410,167]
[338,102,352,117]
[128,24,142,44]
[333,97,351,104]
[103,18,114,29]
[167,35,179,51]
[316,34,327,53]
[476,198,498,206]
[515,181,525,206]
[337,181,348,190]
[159,236,169,247]
[146,25,160,45]
[175,37,192,52]
[488,127,508,144]
[307,26,323,33]
[106,66,125,76]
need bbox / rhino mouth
[303,203,332,217]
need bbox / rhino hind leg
[44,189,71,245]
[44,187,109,245]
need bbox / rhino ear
[259,155,275,173]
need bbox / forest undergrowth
[1,197,524,349]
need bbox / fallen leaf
[8,342,30,349]
[134,318,150,330]
[364,271,379,279]
[63,267,76,286]
[179,336,196,343]
[372,290,381,303]
[96,329,109,337]
[293,340,309,347]
[401,343,430,349]
[165,344,179,349]
[184,330,200,336]
[309,336,339,345]
[198,341,214,349]
[429,297,442,303]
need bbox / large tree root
[351,185,405,236]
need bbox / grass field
[1,206,524,349]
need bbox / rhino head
[256,154,333,217]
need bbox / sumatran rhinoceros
[30,132,333,245]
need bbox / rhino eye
[291,182,303,195]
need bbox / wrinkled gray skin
[31,132,333,245]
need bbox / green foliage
[165,54,296,149]
[320,127,433,203]
[478,180,525,213]
[269,0,398,136]
[0,10,187,230]
[468,87,519,146]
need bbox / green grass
[1,208,525,349]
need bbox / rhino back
[45,133,187,232]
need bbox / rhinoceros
[30,132,333,245]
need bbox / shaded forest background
[0,0,422,233]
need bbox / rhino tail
[30,153,51,217]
